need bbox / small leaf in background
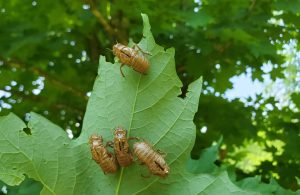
[235,176,278,195]
[291,93,300,109]
[296,177,300,185]
[187,136,223,174]
[232,172,300,194]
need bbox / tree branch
[89,0,115,35]
[85,0,127,44]
[1,58,88,101]
[249,0,256,11]
[7,90,85,117]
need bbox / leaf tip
[140,13,155,48]
[184,77,203,111]
[191,76,203,94]
[98,55,107,75]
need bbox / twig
[249,0,256,11]
[89,0,115,36]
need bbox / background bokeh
[0,0,300,192]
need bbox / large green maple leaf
[0,14,254,195]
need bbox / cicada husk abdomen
[133,141,169,178]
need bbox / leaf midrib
[114,63,193,194]
[115,75,142,195]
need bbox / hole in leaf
[23,127,32,135]
[178,85,188,98]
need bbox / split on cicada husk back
[112,127,134,167]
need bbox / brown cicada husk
[133,141,169,178]
[113,127,134,167]
[88,134,118,174]
[112,43,150,77]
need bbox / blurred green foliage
[0,0,300,192]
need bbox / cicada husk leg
[130,151,140,162]
[105,141,114,148]
[156,149,167,157]
[141,172,151,178]
[120,63,126,77]
[128,137,141,141]
[106,48,113,53]
[132,44,152,56]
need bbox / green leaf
[187,137,223,174]
[291,93,300,109]
[269,179,300,195]
[0,13,261,195]
[0,111,115,195]
[0,112,77,194]
[234,175,300,195]
[235,176,278,195]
